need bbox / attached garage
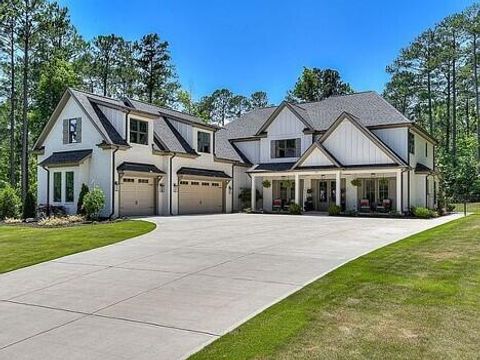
[177,167,231,215]
[118,162,165,217]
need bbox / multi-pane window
[65,172,74,202]
[197,131,211,153]
[408,132,415,154]
[379,180,389,200]
[69,119,78,143]
[272,138,300,158]
[53,172,62,202]
[130,119,148,145]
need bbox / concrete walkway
[0,213,461,359]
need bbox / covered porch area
[250,167,404,214]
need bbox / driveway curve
[0,213,461,359]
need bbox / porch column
[396,169,402,213]
[336,171,341,206]
[294,173,300,205]
[251,175,256,211]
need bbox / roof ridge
[69,87,124,103]
[293,91,377,106]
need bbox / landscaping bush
[0,185,21,220]
[238,188,262,210]
[22,190,36,219]
[77,183,89,214]
[289,202,302,215]
[412,207,438,219]
[38,215,85,227]
[328,204,342,216]
[83,186,105,219]
[446,204,456,213]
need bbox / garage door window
[180,181,188,185]
[191,181,199,185]
[211,183,221,187]
[138,179,149,184]
[123,178,134,183]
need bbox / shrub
[0,185,21,220]
[412,207,437,219]
[22,190,36,219]
[238,188,262,209]
[38,215,85,227]
[446,204,456,213]
[77,183,90,214]
[328,204,342,216]
[289,202,302,215]
[83,186,105,219]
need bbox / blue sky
[59,0,475,103]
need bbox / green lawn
[453,202,480,215]
[0,220,155,273]
[191,215,480,360]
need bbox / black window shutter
[295,138,301,157]
[76,118,82,143]
[271,140,276,159]
[63,119,69,144]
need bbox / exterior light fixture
[173,183,178,192]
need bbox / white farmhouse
[34,89,436,217]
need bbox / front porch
[250,168,403,214]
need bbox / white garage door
[120,177,155,216]
[179,180,223,214]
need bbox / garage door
[120,177,155,216]
[179,180,223,214]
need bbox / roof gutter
[109,146,120,219]
[169,153,177,216]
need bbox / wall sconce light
[228,185,232,194]
[371,173,376,177]
[114,181,119,191]
[159,183,165,193]
[173,183,178,192]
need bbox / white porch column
[251,175,256,211]
[294,173,300,205]
[396,169,402,213]
[336,171,341,206]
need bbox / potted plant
[351,178,361,187]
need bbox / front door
[317,180,337,211]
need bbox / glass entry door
[317,180,337,211]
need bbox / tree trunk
[427,30,434,134]
[466,95,470,133]
[9,22,15,187]
[474,33,480,158]
[446,68,451,151]
[21,4,30,201]
[452,32,457,159]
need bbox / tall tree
[287,67,353,102]
[17,0,46,199]
[91,34,124,96]
[249,91,269,109]
[136,33,178,105]
[0,0,19,186]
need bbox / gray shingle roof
[177,167,231,179]
[39,149,93,167]
[223,92,411,141]
[117,162,164,174]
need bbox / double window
[272,138,300,158]
[197,131,211,153]
[130,119,148,145]
[53,171,74,202]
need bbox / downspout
[169,153,176,215]
[109,146,120,219]
[42,165,50,217]
[231,163,235,213]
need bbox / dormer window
[197,131,211,153]
[130,119,148,145]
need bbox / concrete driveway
[0,213,460,359]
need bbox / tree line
[384,3,480,201]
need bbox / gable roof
[292,142,342,169]
[319,112,408,166]
[223,92,413,141]
[255,101,314,135]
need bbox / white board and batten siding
[259,107,312,163]
[301,147,335,167]
[169,119,193,147]
[322,118,394,166]
[372,127,408,163]
[98,105,126,139]
[235,140,260,164]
